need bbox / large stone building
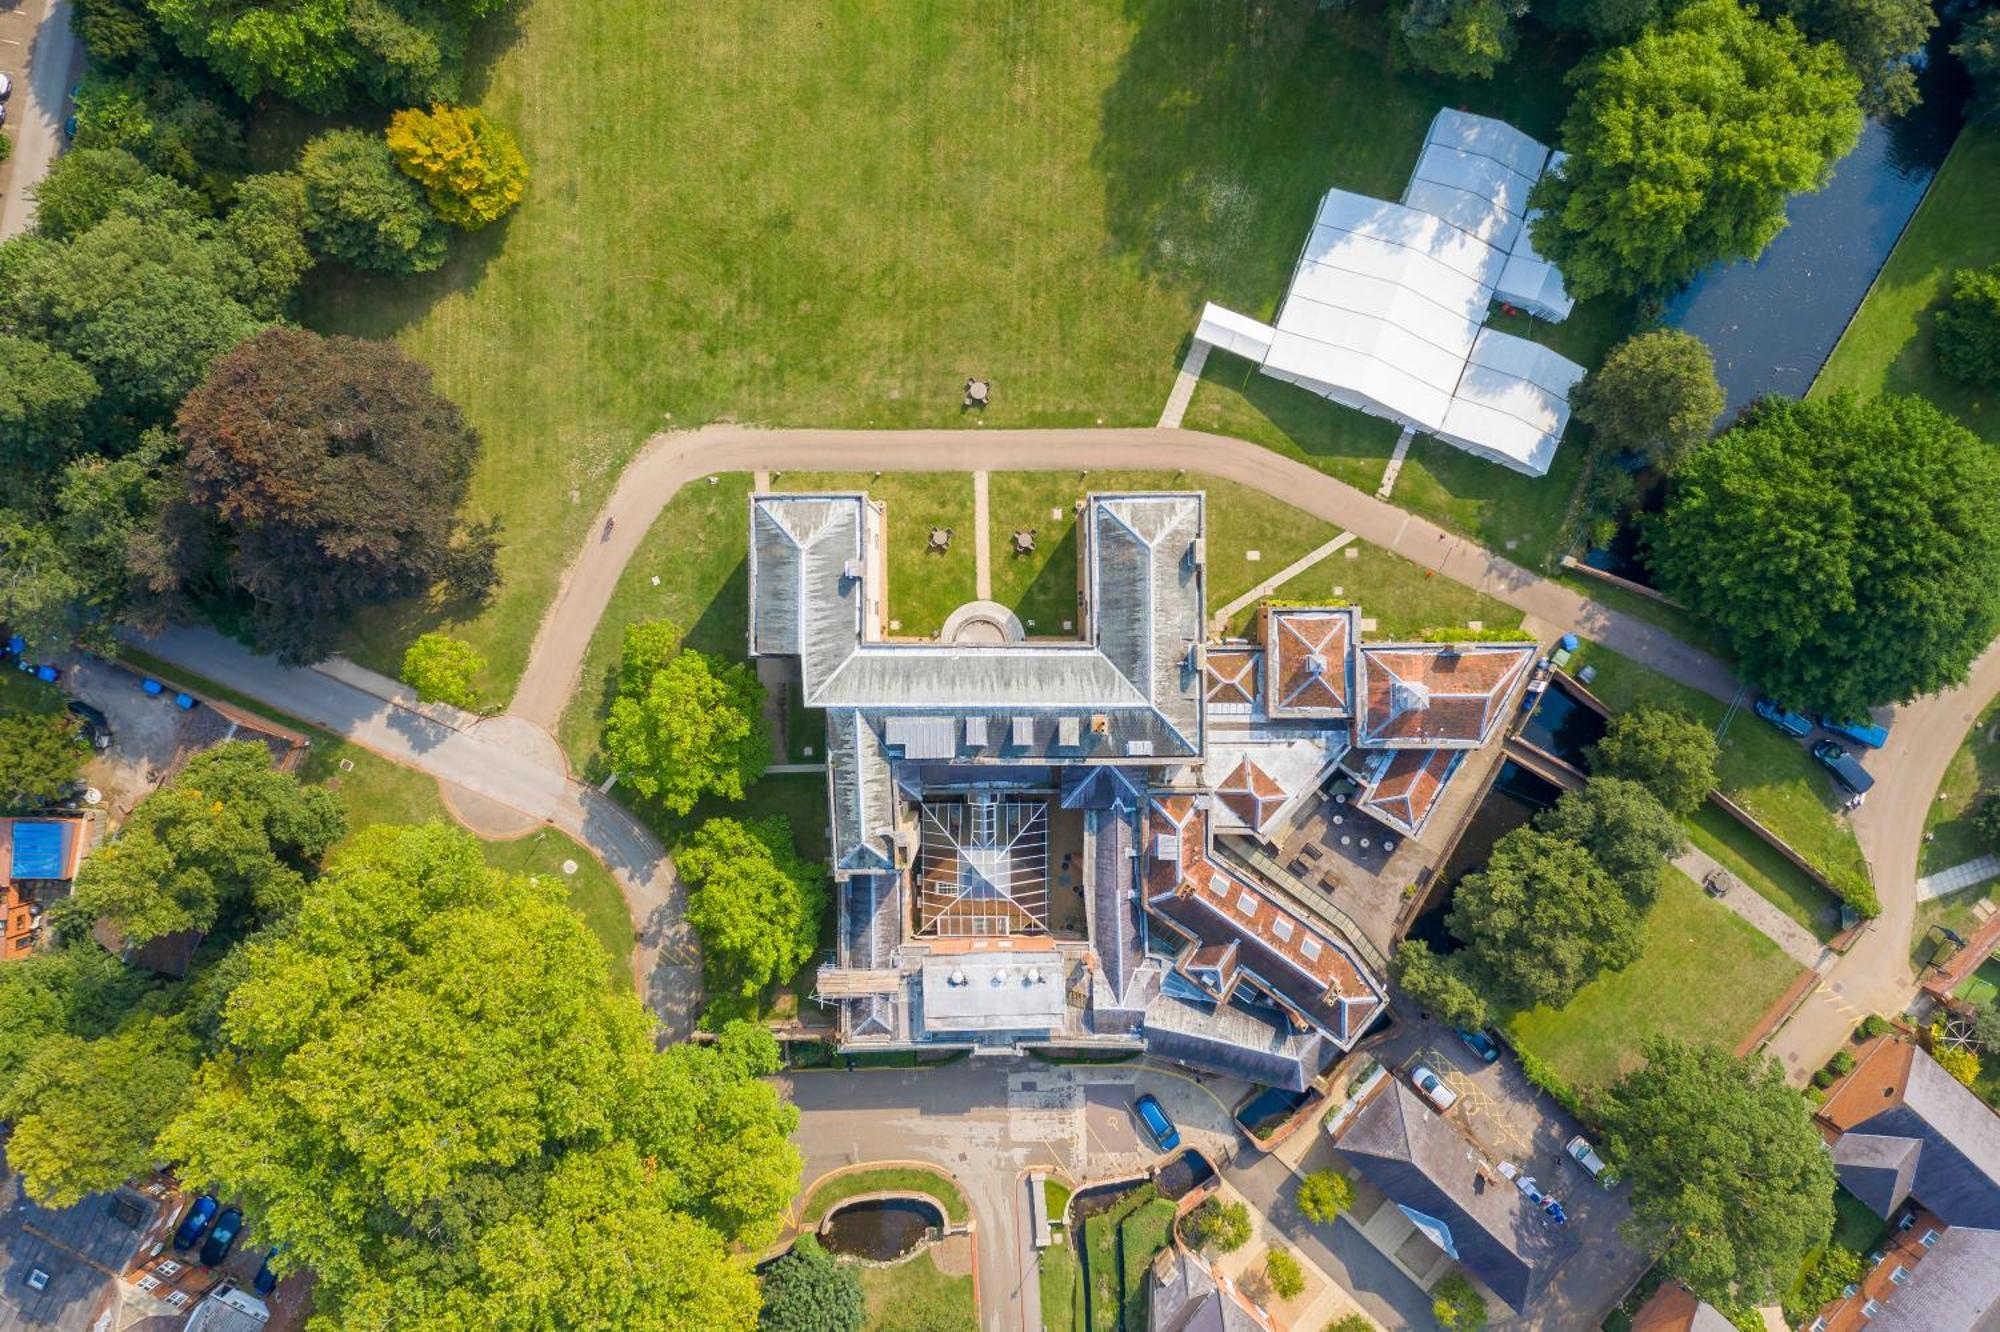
[751,489,1538,1090]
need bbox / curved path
[143,422,2000,1070]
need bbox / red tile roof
[1204,647,1262,707]
[1358,748,1461,838]
[1357,642,1536,747]
[1215,757,1288,833]
[1263,608,1354,716]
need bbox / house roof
[1628,1282,1738,1332]
[1147,1244,1265,1332]
[1819,1038,2000,1229]
[1861,1223,2000,1332]
[1214,758,1287,835]
[0,1155,159,1332]
[1142,796,1383,1048]
[1204,647,1262,709]
[0,818,85,884]
[1356,642,1537,748]
[1262,607,1356,717]
[1332,1078,1575,1312]
[1141,992,1323,1092]
[1356,747,1463,838]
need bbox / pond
[1235,1086,1313,1140]
[1664,34,1968,417]
[1519,679,1606,771]
[819,1197,944,1262]
[1405,760,1563,953]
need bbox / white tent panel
[1404,145,1536,247]
[1194,302,1278,361]
[1285,262,1484,359]
[1264,329,1456,429]
[1466,327,1587,397]
[1495,248,1574,321]
[1275,294,1475,394]
[1423,108,1549,182]
[1433,330,1587,476]
[1308,191,1504,290]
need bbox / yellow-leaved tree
[385,104,529,230]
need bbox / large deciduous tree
[1960,11,2000,124]
[300,128,449,273]
[1391,0,1526,78]
[154,327,498,663]
[158,822,784,1329]
[1391,939,1490,1030]
[759,1234,864,1332]
[1936,265,2000,387]
[0,713,85,813]
[1537,776,1687,908]
[1571,329,1725,472]
[1649,393,2000,717]
[0,335,99,474]
[1767,0,1936,117]
[1447,826,1642,1010]
[605,619,769,814]
[1531,0,1862,299]
[30,146,205,242]
[386,104,530,229]
[1587,706,1719,816]
[400,631,486,709]
[59,741,345,943]
[1600,1038,1835,1303]
[678,816,827,1009]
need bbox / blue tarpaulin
[10,822,67,880]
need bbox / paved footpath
[1675,847,1827,970]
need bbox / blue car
[1457,1028,1500,1064]
[1753,697,1813,739]
[199,1207,244,1267]
[1819,715,1888,750]
[1134,1093,1181,1152]
[253,1245,283,1296]
[172,1196,219,1252]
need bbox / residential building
[1626,1281,1738,1332]
[0,815,87,960]
[759,489,1538,1092]
[1147,1243,1273,1331]
[1809,1036,2000,1330]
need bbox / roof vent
[963,716,988,747]
[1305,652,1327,676]
[1300,936,1323,962]
[1011,716,1034,747]
[991,968,1008,987]
[1058,716,1081,748]
[1390,679,1432,712]
[950,968,967,986]
[1154,832,1181,861]
[841,559,862,581]
[1027,967,1043,986]
[1271,917,1295,943]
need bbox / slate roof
[1332,1078,1575,1311]
[1142,993,1323,1092]
[1147,1245,1264,1332]
[1263,607,1356,717]
[1356,641,1536,748]
[1356,747,1463,838]
[1143,795,1384,1048]
[1819,1039,2000,1229]
[1864,1224,2000,1332]
[0,1159,157,1332]
[1089,809,1147,1004]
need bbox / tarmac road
[0,0,81,240]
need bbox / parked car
[1812,740,1876,795]
[253,1245,282,1296]
[0,73,12,100]
[1409,1063,1458,1112]
[1819,715,1889,750]
[1134,1093,1181,1152]
[1456,1028,1500,1064]
[1752,697,1814,739]
[199,1207,243,1267]
[1567,1135,1615,1188]
[65,700,111,750]
[172,1196,219,1251]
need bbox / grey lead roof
[826,710,898,877]
[1865,1225,2000,1332]
[1845,1049,2000,1229]
[1142,993,1323,1092]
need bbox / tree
[70,74,249,206]
[1536,776,1686,908]
[1971,1003,2000,1054]
[0,943,154,1104]
[0,336,98,474]
[1936,265,2000,387]
[1324,1317,1375,1332]
[1447,826,1642,1010]
[223,172,313,319]
[678,817,827,1006]
[1530,0,1862,299]
[0,713,84,812]
[386,104,529,229]
[1265,1246,1306,1301]
[1571,329,1724,472]
[300,128,449,274]
[605,619,770,814]
[1588,707,1718,816]
[1650,393,2000,717]
[1183,1198,1251,1253]
[6,211,266,422]
[158,327,497,663]
[1554,0,1666,42]
[1931,1019,1982,1086]
[1978,793,2000,853]
[1295,1170,1354,1225]
[1391,0,1525,78]
[60,741,345,942]
[759,1234,863,1332]
[31,146,203,242]
[1768,0,1935,117]
[1431,1273,1488,1330]
[401,631,485,709]
[42,437,176,650]
[157,823,780,1330]
[1391,939,1490,1030]
[0,1016,196,1205]
[1959,11,2000,124]
[1600,1038,1835,1303]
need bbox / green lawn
[1507,868,1801,1087]
[783,473,979,637]
[1117,1198,1179,1329]
[1039,1239,1083,1332]
[856,1248,978,1332]
[1813,124,2000,442]
[279,0,1602,701]
[800,1166,970,1224]
[1686,804,1842,944]
[1566,643,1872,909]
[1923,698,2000,875]
[1550,573,1731,662]
[1224,538,1524,639]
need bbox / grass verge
[1923,698,2000,876]
[856,1247,978,1332]
[1226,538,1524,638]
[801,1166,970,1225]
[1686,804,1841,944]
[1039,1240,1083,1332]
